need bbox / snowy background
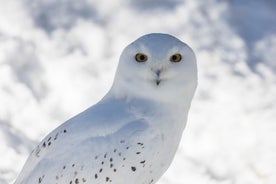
[0,0,276,183]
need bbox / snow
[0,0,275,183]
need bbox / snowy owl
[15,33,197,184]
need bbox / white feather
[15,33,197,184]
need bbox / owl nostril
[155,70,161,77]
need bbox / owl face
[112,33,197,102]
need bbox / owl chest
[97,133,170,184]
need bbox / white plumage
[15,33,197,184]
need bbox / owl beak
[155,69,162,86]
[156,79,161,86]
[155,69,161,77]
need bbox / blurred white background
[0,0,276,183]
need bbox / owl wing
[14,104,152,184]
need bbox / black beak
[154,69,162,86]
[156,79,161,86]
[156,70,161,77]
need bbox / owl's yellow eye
[135,53,148,62]
[170,53,182,62]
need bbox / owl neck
[108,83,196,111]
[104,86,194,119]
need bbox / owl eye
[135,53,148,62]
[170,53,182,62]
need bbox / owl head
[111,33,197,104]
